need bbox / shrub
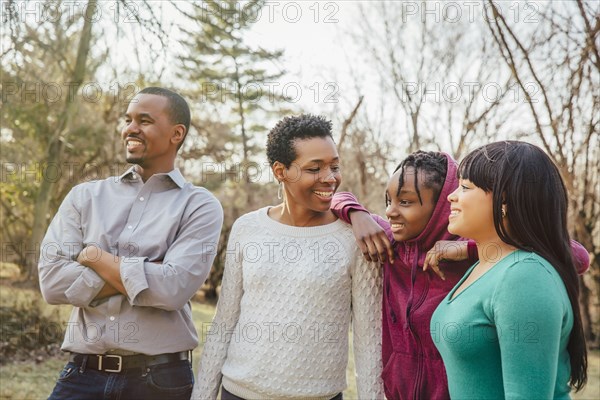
[0,292,63,364]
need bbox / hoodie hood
[399,153,459,256]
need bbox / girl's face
[280,136,341,214]
[447,178,495,241]
[385,167,436,242]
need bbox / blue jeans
[48,359,194,400]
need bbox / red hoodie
[331,153,589,400]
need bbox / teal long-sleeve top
[431,250,573,399]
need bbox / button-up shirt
[38,167,223,355]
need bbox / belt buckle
[99,354,123,373]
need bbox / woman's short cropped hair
[267,114,333,167]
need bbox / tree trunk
[232,61,255,208]
[579,275,597,348]
[28,140,64,281]
[410,112,419,153]
[571,207,600,348]
[26,0,98,282]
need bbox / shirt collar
[164,169,186,188]
[119,166,186,188]
[119,166,138,182]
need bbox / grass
[0,359,65,399]
[0,262,599,399]
[0,282,359,399]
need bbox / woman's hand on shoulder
[349,211,394,264]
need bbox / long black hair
[459,140,587,391]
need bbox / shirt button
[139,196,144,201]
[128,225,133,230]
[109,316,115,321]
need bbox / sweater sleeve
[491,260,569,399]
[331,191,368,223]
[350,248,385,399]
[192,222,244,400]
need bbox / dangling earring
[277,181,283,200]
[501,207,507,218]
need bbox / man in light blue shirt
[40,87,224,399]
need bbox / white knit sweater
[192,207,383,400]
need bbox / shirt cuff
[64,267,105,307]
[120,256,149,305]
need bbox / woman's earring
[501,207,507,218]
[277,182,283,200]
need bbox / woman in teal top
[431,141,587,399]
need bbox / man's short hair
[139,87,191,150]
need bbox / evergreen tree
[179,0,289,179]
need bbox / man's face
[121,94,177,168]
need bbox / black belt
[69,351,190,373]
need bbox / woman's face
[447,178,496,241]
[385,167,436,242]
[281,136,341,214]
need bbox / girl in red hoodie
[331,150,589,400]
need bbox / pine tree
[179,0,288,182]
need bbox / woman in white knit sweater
[192,115,384,400]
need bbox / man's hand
[423,240,469,280]
[77,245,127,296]
[77,245,103,266]
[349,211,394,264]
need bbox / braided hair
[388,151,448,206]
